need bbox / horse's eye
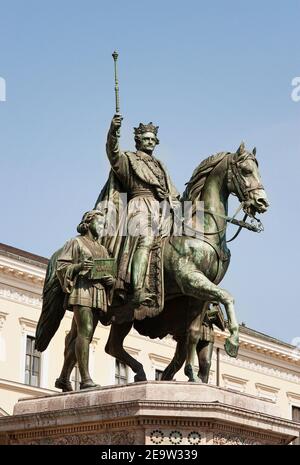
[241,168,252,176]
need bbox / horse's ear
[252,147,257,156]
[237,141,245,155]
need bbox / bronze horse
[104,142,269,381]
[36,142,268,386]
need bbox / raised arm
[106,114,123,169]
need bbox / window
[71,364,80,391]
[155,369,164,381]
[292,406,300,445]
[115,360,128,385]
[25,336,41,387]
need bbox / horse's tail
[35,247,65,352]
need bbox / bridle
[227,152,264,203]
[182,152,265,242]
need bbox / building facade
[0,242,300,441]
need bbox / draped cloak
[94,131,182,319]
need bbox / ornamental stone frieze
[0,264,44,285]
[215,329,300,367]
[218,351,300,384]
[0,287,42,309]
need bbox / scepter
[112,50,120,137]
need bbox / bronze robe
[56,236,110,311]
[95,130,182,297]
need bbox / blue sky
[0,0,299,343]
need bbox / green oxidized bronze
[36,210,115,391]
[35,52,269,388]
[36,136,269,388]
[102,140,269,382]
[97,114,181,311]
[184,303,225,383]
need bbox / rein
[182,154,264,242]
[182,205,264,242]
[205,208,264,242]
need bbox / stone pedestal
[0,381,298,445]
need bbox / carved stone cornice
[222,374,248,393]
[0,398,297,445]
[0,264,44,285]
[0,250,46,291]
[0,287,42,309]
[0,378,55,396]
[0,245,47,269]
[0,382,297,445]
[19,317,37,334]
[123,345,140,357]
[286,391,300,406]
[215,328,300,366]
[148,353,171,366]
[255,383,280,402]
[218,351,300,383]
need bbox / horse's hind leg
[161,334,188,380]
[105,323,147,382]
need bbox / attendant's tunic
[56,236,110,311]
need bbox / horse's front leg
[105,322,147,382]
[176,269,239,358]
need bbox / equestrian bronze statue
[35,52,269,388]
[35,132,268,388]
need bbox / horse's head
[228,142,269,217]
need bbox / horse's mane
[182,151,229,201]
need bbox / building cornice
[148,353,171,366]
[217,350,300,384]
[0,257,45,286]
[286,391,300,405]
[0,287,42,309]
[0,378,55,397]
[215,328,300,366]
[222,374,248,393]
[0,243,48,267]
[19,317,38,334]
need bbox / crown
[134,122,159,136]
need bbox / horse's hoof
[224,338,239,358]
